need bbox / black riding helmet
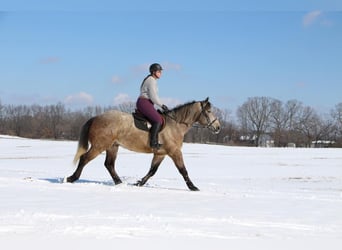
[149,63,163,74]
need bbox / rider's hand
[162,105,169,112]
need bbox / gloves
[161,105,169,112]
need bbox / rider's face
[153,70,162,79]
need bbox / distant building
[239,134,274,147]
[259,134,274,147]
[311,140,335,148]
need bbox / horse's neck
[173,104,200,126]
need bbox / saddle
[132,109,165,132]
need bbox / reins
[163,111,190,127]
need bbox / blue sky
[1,1,341,113]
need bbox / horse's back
[93,110,153,152]
[88,110,133,140]
[99,110,132,123]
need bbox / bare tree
[331,103,342,138]
[47,103,66,139]
[64,111,88,140]
[118,102,136,113]
[213,107,238,144]
[5,105,32,136]
[31,104,47,138]
[293,106,335,147]
[0,99,341,147]
[269,99,303,146]
[237,97,277,146]
[269,99,285,146]
[83,106,104,118]
[0,100,4,134]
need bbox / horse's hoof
[134,180,144,187]
[63,176,75,183]
[114,179,123,185]
[188,184,200,191]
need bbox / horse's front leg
[170,150,199,191]
[135,154,165,187]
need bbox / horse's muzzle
[211,126,221,134]
[209,120,221,134]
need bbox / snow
[0,135,342,249]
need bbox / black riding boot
[150,123,162,149]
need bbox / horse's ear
[202,97,210,108]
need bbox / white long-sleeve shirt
[139,75,163,107]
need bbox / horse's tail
[73,117,94,165]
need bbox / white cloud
[40,56,60,64]
[161,97,182,107]
[131,63,150,75]
[162,62,182,71]
[295,82,307,89]
[111,75,123,84]
[303,10,322,27]
[320,19,333,28]
[64,92,94,106]
[113,93,132,105]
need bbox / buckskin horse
[65,97,221,191]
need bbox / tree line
[236,97,342,147]
[0,97,341,147]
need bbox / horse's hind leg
[66,147,101,183]
[104,144,122,185]
[135,154,165,187]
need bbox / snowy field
[0,135,341,249]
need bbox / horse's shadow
[40,177,188,191]
[41,178,115,186]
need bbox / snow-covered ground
[0,135,341,249]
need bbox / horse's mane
[163,99,212,124]
[166,100,198,124]
[171,100,197,113]
[170,100,211,113]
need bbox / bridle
[198,101,218,130]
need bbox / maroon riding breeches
[136,97,163,125]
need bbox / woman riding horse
[65,98,221,191]
[136,63,169,149]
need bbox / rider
[136,63,169,149]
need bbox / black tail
[73,117,94,165]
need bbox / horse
[65,97,221,191]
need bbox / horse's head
[197,97,221,134]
